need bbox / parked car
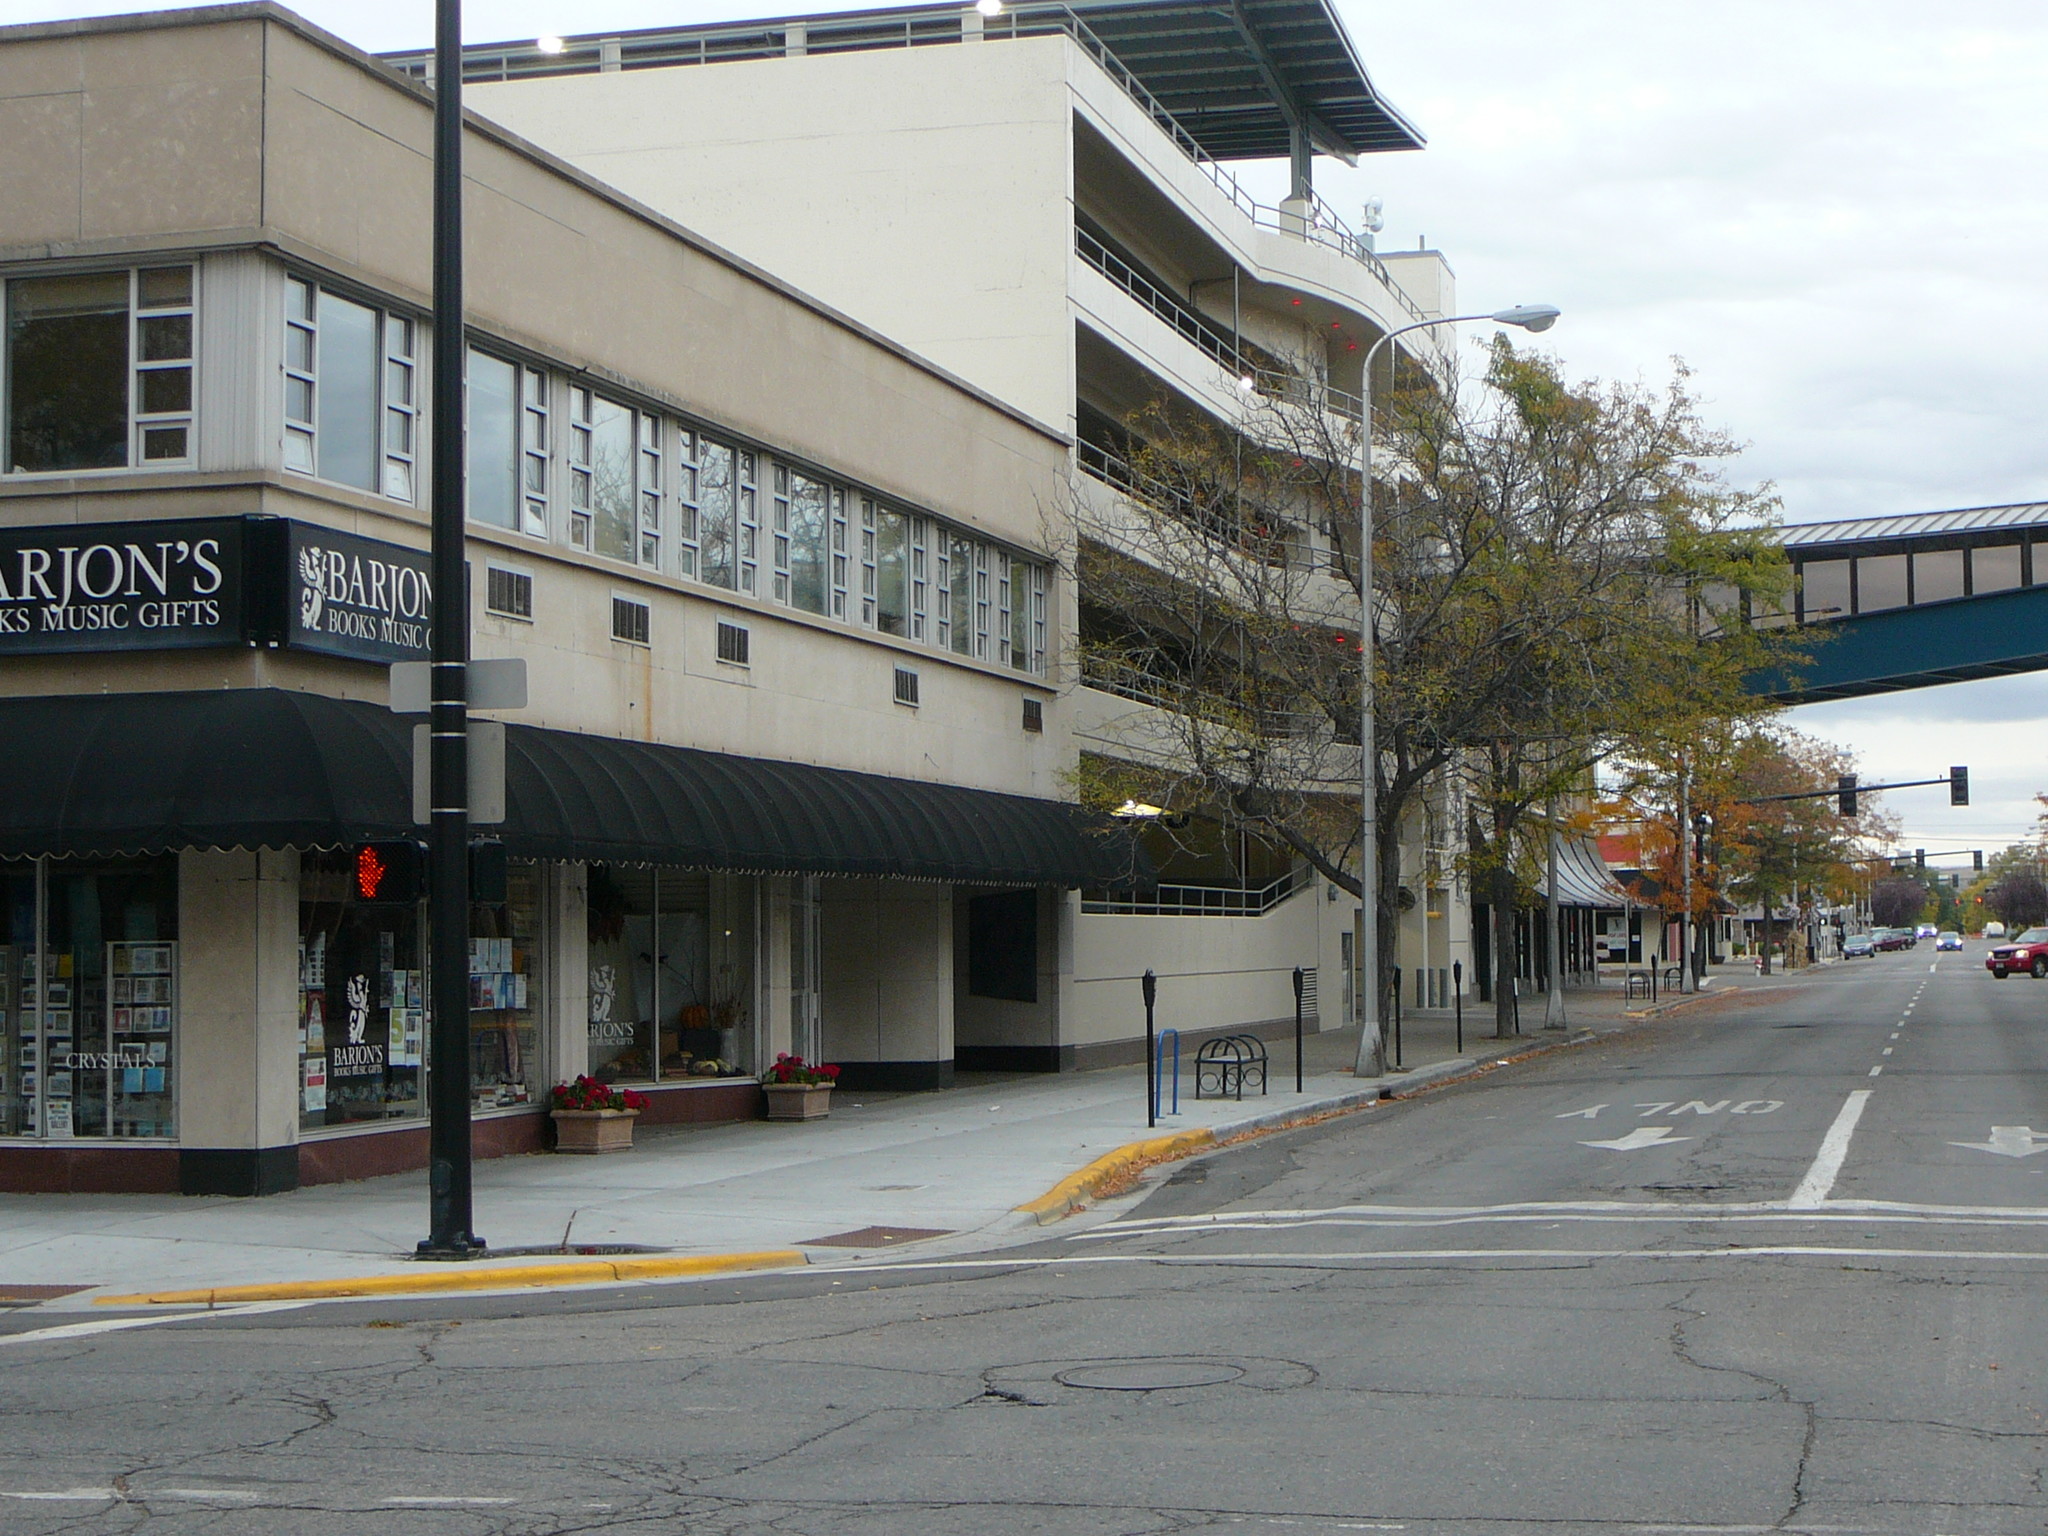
[1843,933,1875,958]
[1936,931,1963,951]
[1987,927,2048,978]
[1985,921,2008,939]
[1873,928,1913,952]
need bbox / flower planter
[550,1107,640,1153]
[762,1084,833,1122]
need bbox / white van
[1985,921,2008,939]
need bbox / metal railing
[1083,866,1313,916]
[398,3,1427,318]
[1075,437,1303,569]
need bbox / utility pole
[1677,758,1692,994]
[419,0,482,1260]
[1543,792,1566,1029]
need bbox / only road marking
[1581,1126,1692,1151]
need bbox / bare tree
[1068,338,1798,1042]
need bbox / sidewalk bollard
[1453,960,1463,1054]
[1143,969,1157,1129]
[1292,965,1305,1092]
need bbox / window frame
[2,263,196,478]
[280,271,421,504]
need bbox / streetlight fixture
[1352,303,1561,1076]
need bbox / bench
[1195,1034,1268,1101]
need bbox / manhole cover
[801,1226,953,1248]
[1055,1360,1245,1391]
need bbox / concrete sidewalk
[0,972,1778,1308]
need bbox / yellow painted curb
[95,1249,807,1307]
[1016,1127,1216,1224]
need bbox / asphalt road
[4,948,2046,1535]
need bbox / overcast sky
[5,0,2044,857]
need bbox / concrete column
[177,848,299,1195]
[547,862,589,1087]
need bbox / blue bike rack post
[1154,1028,1181,1116]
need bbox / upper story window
[467,349,548,538]
[284,275,416,501]
[4,265,194,474]
[567,386,661,569]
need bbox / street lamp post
[1351,304,1560,1078]
[420,0,483,1260]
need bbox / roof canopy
[0,690,1141,888]
[394,0,1423,163]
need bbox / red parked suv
[1987,927,2048,978]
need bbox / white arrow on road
[1948,1126,2048,1159]
[1581,1126,1692,1151]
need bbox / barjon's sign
[0,519,244,650]
[0,516,432,662]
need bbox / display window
[298,853,546,1132]
[1,856,178,1141]
[585,867,754,1083]
[298,852,423,1129]
[469,861,542,1111]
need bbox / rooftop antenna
[1359,197,1385,252]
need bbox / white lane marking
[1790,1089,1874,1209]
[1950,1127,2048,1159]
[1882,1047,1893,1056]
[1075,1209,2048,1238]
[830,1247,2048,1277]
[0,1491,117,1503]
[1581,1127,1691,1151]
[1890,1033,1900,1040]
[1556,1104,1608,1119]
[1869,1065,1883,1076]
[1099,1195,2048,1232]
[0,1301,308,1349]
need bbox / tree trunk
[1759,902,1773,974]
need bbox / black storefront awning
[0,689,1142,887]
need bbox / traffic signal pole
[420,0,482,1261]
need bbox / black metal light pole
[1453,959,1463,1055]
[1292,965,1304,1092]
[1142,970,1157,1129]
[420,0,482,1260]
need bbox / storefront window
[469,861,542,1111]
[586,867,753,1083]
[299,852,422,1130]
[299,854,546,1131]
[1,856,178,1141]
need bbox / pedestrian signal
[354,840,426,904]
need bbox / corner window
[4,266,194,475]
[283,276,416,501]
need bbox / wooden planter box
[550,1108,640,1153]
[762,1084,833,1121]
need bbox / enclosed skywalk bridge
[1748,501,2048,703]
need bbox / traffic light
[1975,849,1985,872]
[1915,848,1925,870]
[1836,774,1858,817]
[353,839,426,905]
[1951,766,1969,806]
